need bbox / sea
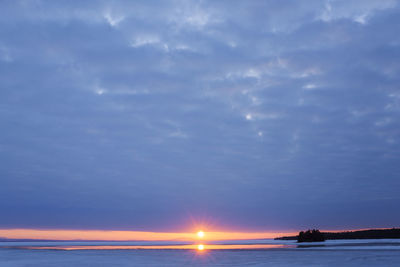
[1,239,400,266]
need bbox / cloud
[0,0,400,231]
[319,0,397,24]
[103,11,124,27]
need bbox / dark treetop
[275,228,400,242]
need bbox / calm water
[1,239,400,266]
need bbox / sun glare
[197,244,204,251]
[197,231,204,238]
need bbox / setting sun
[197,231,205,238]
[197,244,204,251]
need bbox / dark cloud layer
[1,0,399,231]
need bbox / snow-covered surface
[1,239,400,266]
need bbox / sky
[1,0,400,235]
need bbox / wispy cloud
[0,0,399,231]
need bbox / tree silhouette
[297,229,325,242]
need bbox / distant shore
[275,228,400,241]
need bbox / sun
[197,231,205,238]
[197,244,204,251]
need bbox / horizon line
[0,227,397,241]
[0,228,294,241]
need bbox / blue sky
[1,0,400,232]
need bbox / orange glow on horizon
[0,227,392,242]
[0,229,296,241]
[197,244,204,250]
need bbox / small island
[275,228,400,242]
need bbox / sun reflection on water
[21,244,291,251]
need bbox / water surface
[1,239,399,266]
